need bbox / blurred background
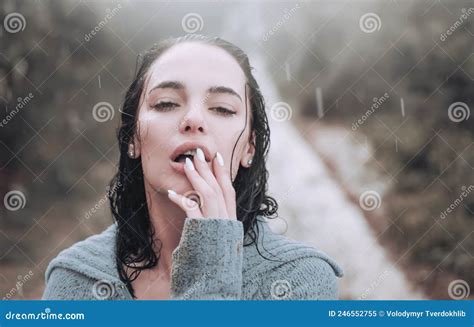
[0,0,472,300]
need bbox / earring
[247,158,253,166]
[128,144,135,158]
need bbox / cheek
[219,129,250,177]
[138,112,175,151]
[137,116,174,173]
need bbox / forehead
[145,42,247,93]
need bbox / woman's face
[133,42,255,196]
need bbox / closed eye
[152,101,180,111]
[211,107,237,116]
[152,102,236,116]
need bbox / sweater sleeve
[170,217,244,300]
[264,255,340,300]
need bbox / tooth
[183,149,198,156]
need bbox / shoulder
[43,224,122,299]
[242,217,343,300]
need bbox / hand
[167,148,237,220]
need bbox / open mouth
[170,143,213,174]
[172,149,210,163]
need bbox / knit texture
[42,216,343,300]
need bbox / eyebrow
[148,80,242,102]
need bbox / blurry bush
[261,1,473,297]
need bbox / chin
[163,177,192,194]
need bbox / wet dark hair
[108,34,279,298]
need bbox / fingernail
[196,147,205,162]
[185,157,195,171]
[216,152,224,167]
[168,189,177,197]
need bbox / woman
[42,35,343,300]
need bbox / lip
[169,141,213,175]
[170,160,187,175]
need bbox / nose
[179,103,207,134]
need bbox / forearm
[170,217,244,300]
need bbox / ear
[240,130,256,168]
[128,134,141,159]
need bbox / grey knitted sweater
[42,216,343,300]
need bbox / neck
[144,181,187,279]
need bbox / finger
[167,189,202,218]
[183,157,219,218]
[212,151,237,220]
[194,148,228,217]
